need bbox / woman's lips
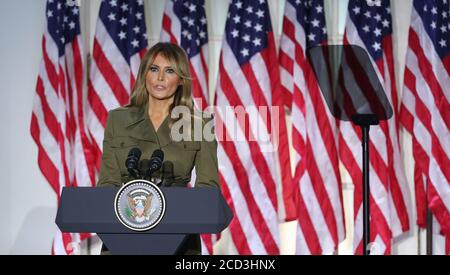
[153,85,166,91]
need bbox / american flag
[279,0,346,254]
[160,0,209,110]
[399,0,450,250]
[86,0,148,170]
[214,0,294,254]
[30,0,95,255]
[342,0,411,254]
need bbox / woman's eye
[150,67,159,72]
[166,68,175,74]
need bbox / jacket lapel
[125,104,173,148]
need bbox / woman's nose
[158,71,164,81]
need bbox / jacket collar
[125,104,173,148]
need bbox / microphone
[125,147,142,179]
[145,149,164,178]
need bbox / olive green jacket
[97,105,219,189]
[97,105,219,255]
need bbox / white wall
[0,0,57,254]
[0,0,445,255]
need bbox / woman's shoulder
[108,105,139,115]
[107,105,145,127]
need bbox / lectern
[56,187,233,255]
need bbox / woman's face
[145,53,182,101]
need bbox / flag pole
[426,182,433,255]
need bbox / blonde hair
[128,42,195,127]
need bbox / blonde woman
[97,42,219,254]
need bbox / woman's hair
[128,42,194,127]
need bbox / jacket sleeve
[193,116,220,188]
[97,111,122,188]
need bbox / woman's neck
[148,97,173,117]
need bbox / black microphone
[125,147,141,179]
[146,149,164,178]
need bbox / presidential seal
[114,179,166,231]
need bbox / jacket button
[120,141,125,148]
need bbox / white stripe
[406,51,450,157]
[89,59,121,111]
[129,53,142,83]
[85,104,105,151]
[299,173,335,253]
[280,66,294,94]
[222,43,253,104]
[401,86,416,117]
[429,157,450,211]
[44,32,59,68]
[95,20,131,91]
[249,53,272,105]
[221,45,281,187]
[304,93,345,240]
[53,230,68,255]
[353,206,363,251]
[32,95,61,173]
[190,53,208,102]
[163,0,182,43]
[285,2,306,50]
[65,42,92,186]
[216,89,279,240]
[295,222,311,255]
[160,30,171,43]
[411,8,450,103]
[217,142,267,254]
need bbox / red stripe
[162,14,179,44]
[263,34,296,221]
[428,184,450,237]
[42,36,59,93]
[295,180,323,254]
[30,114,60,194]
[200,50,209,92]
[380,38,410,232]
[409,30,450,129]
[88,130,103,172]
[200,234,213,255]
[72,40,96,186]
[219,61,278,211]
[189,62,209,110]
[36,76,71,188]
[92,38,129,106]
[216,114,279,254]
[87,80,109,127]
[414,159,427,228]
[306,67,341,183]
[241,62,271,109]
[304,142,339,245]
[219,171,252,254]
[62,232,73,254]
[404,66,450,182]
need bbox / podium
[56,187,233,255]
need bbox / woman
[97,42,219,254]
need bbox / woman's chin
[150,93,174,101]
